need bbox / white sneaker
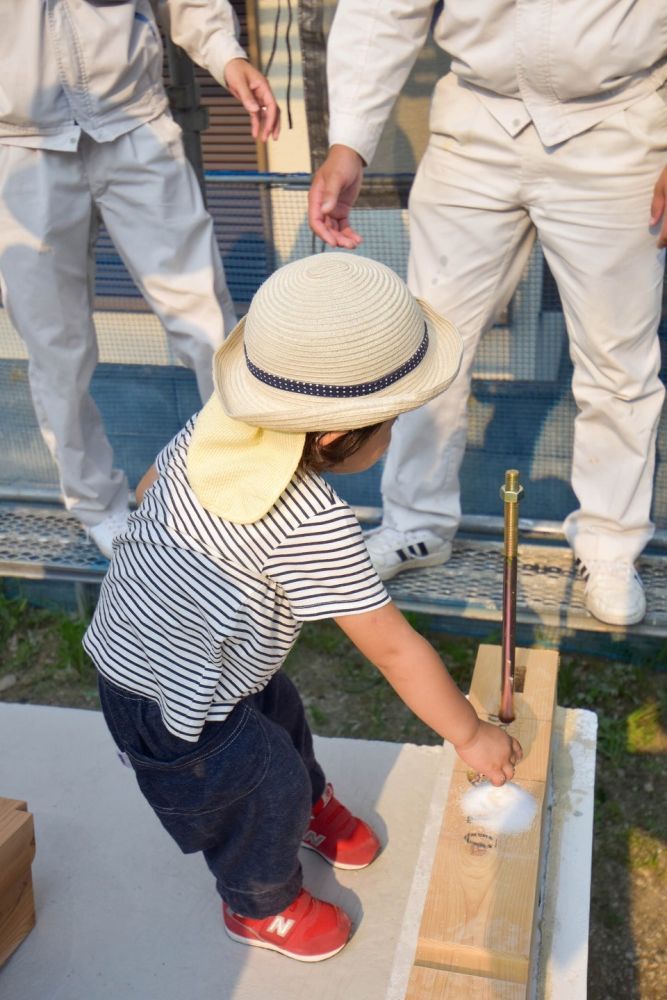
[86,509,130,559]
[364,526,452,581]
[577,557,646,626]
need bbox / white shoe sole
[300,839,379,869]
[584,600,646,627]
[223,922,348,962]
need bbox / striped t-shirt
[83,415,390,742]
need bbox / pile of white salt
[461,781,538,835]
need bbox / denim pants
[97,670,326,918]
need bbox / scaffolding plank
[406,645,559,997]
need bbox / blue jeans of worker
[97,671,326,918]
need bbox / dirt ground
[1,600,665,998]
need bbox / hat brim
[213,299,463,432]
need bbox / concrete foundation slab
[0,701,595,1000]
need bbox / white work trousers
[0,114,236,526]
[382,78,667,564]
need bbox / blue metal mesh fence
[1,172,666,532]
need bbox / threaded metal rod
[499,469,523,724]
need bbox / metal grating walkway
[0,504,108,582]
[387,537,667,636]
[3,503,667,636]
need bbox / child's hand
[454,721,523,787]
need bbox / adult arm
[308,0,435,246]
[156,0,280,141]
[650,164,667,248]
[334,601,522,785]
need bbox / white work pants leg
[381,85,536,539]
[83,115,237,402]
[536,91,666,564]
[383,81,665,564]
[0,144,128,525]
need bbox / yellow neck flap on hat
[186,395,306,524]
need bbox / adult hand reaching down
[308,144,365,249]
[223,58,281,143]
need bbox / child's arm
[135,464,159,505]
[334,602,522,786]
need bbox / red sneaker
[302,783,381,870]
[223,889,351,962]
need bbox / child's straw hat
[187,253,462,523]
[213,252,461,431]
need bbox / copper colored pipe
[499,470,523,724]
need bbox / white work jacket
[0,0,247,150]
[328,0,667,164]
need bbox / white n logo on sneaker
[267,915,295,937]
[303,831,326,848]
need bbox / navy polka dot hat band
[243,323,429,399]
[213,253,463,432]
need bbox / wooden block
[0,803,35,894]
[0,797,36,967]
[406,645,559,999]
[0,799,28,817]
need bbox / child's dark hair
[298,422,385,475]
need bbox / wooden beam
[407,966,526,999]
[406,644,559,998]
[0,797,36,967]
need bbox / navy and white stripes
[84,415,390,742]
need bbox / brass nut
[499,484,524,503]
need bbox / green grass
[1,587,665,761]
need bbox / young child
[83,252,522,963]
